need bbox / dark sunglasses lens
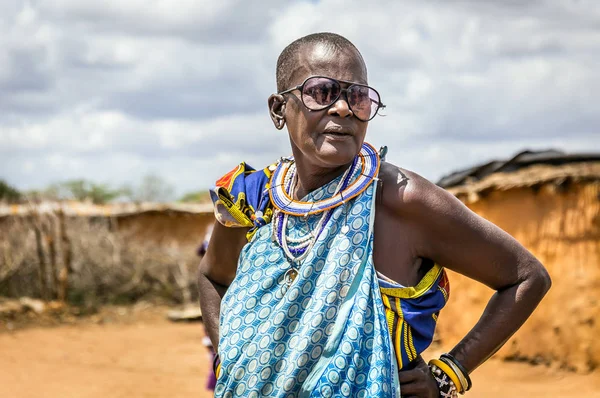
[302,78,341,110]
[348,85,380,121]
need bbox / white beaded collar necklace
[269,143,380,216]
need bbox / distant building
[0,201,215,252]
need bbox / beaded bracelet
[430,359,463,395]
[429,362,459,398]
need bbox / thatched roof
[0,201,214,218]
[438,150,600,189]
[444,158,600,202]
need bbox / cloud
[0,0,598,197]
[37,0,281,43]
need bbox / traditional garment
[210,143,449,397]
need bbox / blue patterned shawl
[210,144,450,397]
[213,162,400,397]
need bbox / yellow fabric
[402,320,417,362]
[379,264,443,299]
[382,295,395,341]
[394,316,403,369]
[407,324,417,361]
[214,191,254,228]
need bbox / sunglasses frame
[278,76,386,122]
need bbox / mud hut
[0,201,215,252]
[0,201,215,303]
[435,150,600,372]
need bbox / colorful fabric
[214,160,400,397]
[209,162,276,239]
[378,267,449,369]
[210,143,450,396]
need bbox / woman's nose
[327,93,353,118]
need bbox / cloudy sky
[1,0,598,198]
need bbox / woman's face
[277,43,370,169]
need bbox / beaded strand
[274,158,355,264]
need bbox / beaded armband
[429,360,459,398]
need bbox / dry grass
[0,215,199,308]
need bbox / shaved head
[276,32,367,92]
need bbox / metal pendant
[283,268,299,286]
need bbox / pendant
[283,268,298,286]
[341,225,350,234]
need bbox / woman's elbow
[526,260,552,299]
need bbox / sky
[1,0,599,198]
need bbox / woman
[198,32,551,397]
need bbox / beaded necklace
[269,143,380,288]
[269,143,380,216]
[273,160,354,260]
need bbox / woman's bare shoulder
[378,161,448,215]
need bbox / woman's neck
[292,156,353,200]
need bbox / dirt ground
[1,306,599,398]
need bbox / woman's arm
[386,166,551,373]
[198,221,249,351]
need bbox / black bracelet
[441,353,472,391]
[212,353,221,375]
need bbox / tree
[41,180,124,204]
[179,190,210,203]
[122,174,175,203]
[0,180,22,203]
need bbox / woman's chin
[314,139,360,166]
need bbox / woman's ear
[268,94,286,130]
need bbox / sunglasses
[278,76,385,122]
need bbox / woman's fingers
[399,380,421,395]
[398,368,420,383]
[399,358,440,398]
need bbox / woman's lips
[322,131,352,140]
[322,126,353,136]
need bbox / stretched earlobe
[268,94,287,130]
[275,103,286,130]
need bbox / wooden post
[176,260,192,306]
[46,214,59,300]
[31,213,49,301]
[108,216,121,267]
[0,220,26,284]
[57,209,73,303]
